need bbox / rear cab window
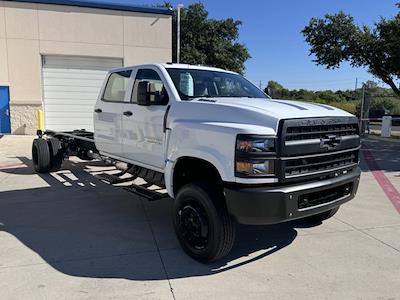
[102,70,132,102]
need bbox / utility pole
[355,77,358,91]
[259,80,262,90]
[359,83,366,135]
[176,4,184,64]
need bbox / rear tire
[48,137,63,171]
[303,207,339,223]
[32,138,51,173]
[173,182,236,263]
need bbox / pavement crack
[139,199,177,300]
[357,223,400,230]
[335,218,400,254]
[360,229,400,253]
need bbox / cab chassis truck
[32,63,361,262]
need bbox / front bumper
[224,167,361,225]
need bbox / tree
[302,4,400,96]
[168,3,250,74]
[265,80,290,98]
[261,79,400,115]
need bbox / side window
[131,69,169,105]
[102,70,132,102]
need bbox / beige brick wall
[10,104,41,135]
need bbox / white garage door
[42,56,123,131]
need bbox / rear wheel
[173,182,236,263]
[32,138,51,173]
[48,137,63,171]
[303,207,339,223]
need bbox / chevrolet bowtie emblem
[320,134,341,150]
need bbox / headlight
[235,135,276,177]
[236,135,275,153]
[236,159,275,176]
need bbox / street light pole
[176,4,184,64]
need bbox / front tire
[173,182,236,263]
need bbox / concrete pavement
[0,135,399,299]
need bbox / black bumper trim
[224,167,361,225]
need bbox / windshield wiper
[186,95,261,100]
[224,95,255,98]
[187,95,217,100]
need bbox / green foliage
[166,3,250,74]
[371,97,400,114]
[265,80,356,103]
[266,80,284,91]
[264,80,400,115]
[327,101,358,114]
[302,5,400,96]
[265,80,290,99]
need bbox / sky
[94,0,398,91]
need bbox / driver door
[122,68,170,170]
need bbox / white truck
[32,63,361,262]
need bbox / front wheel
[173,182,236,263]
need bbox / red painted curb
[362,147,400,213]
[0,163,26,170]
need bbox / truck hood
[170,97,356,136]
[193,97,353,119]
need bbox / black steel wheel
[177,202,209,251]
[173,182,236,263]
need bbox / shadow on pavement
[0,156,322,280]
[361,137,400,173]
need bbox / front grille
[285,123,358,141]
[278,117,360,182]
[284,149,359,178]
[298,183,353,209]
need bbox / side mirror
[137,81,151,106]
[266,87,273,98]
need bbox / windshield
[166,68,268,100]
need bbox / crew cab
[32,63,361,262]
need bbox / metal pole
[360,84,365,135]
[176,4,184,64]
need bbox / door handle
[123,111,133,117]
[94,108,102,113]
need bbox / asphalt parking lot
[0,135,399,300]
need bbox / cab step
[98,172,136,184]
[123,184,169,201]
